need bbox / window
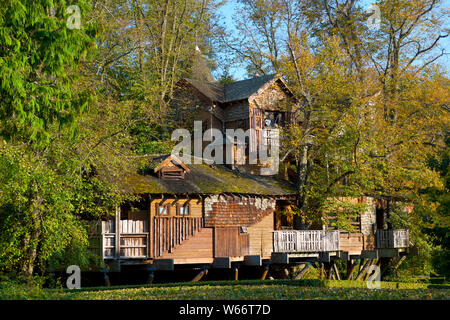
[177,204,190,216]
[156,203,170,216]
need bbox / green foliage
[0,0,96,145]
[0,141,88,273]
[0,273,63,299]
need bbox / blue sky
[215,0,449,80]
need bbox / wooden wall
[339,232,364,255]
[214,227,249,258]
[250,81,293,111]
[150,198,203,218]
[247,213,273,259]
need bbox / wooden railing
[152,216,203,257]
[88,220,150,259]
[273,230,340,253]
[376,229,409,249]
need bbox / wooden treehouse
[88,73,411,281]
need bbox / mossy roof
[121,156,297,196]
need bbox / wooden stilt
[191,267,208,282]
[363,259,378,281]
[233,267,239,281]
[346,260,358,280]
[320,263,325,280]
[355,259,372,281]
[294,264,311,280]
[333,262,341,280]
[261,265,270,280]
[392,256,406,272]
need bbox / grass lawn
[2,279,449,300]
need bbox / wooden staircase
[159,228,213,262]
[152,216,206,258]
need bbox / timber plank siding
[214,227,250,258]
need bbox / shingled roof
[224,74,276,102]
[120,155,296,196]
[184,74,278,103]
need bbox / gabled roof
[182,74,292,104]
[153,154,190,173]
[224,74,276,102]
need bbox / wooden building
[88,71,411,281]
[89,154,410,281]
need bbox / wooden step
[160,228,213,260]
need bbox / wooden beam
[283,268,291,279]
[271,253,289,264]
[346,260,358,280]
[212,257,231,269]
[392,255,406,272]
[333,262,341,280]
[361,250,378,259]
[191,268,208,282]
[294,264,311,280]
[261,265,270,280]
[355,259,372,281]
[154,259,174,271]
[377,248,400,258]
[244,255,262,266]
[171,195,179,206]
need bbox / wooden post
[115,206,121,258]
[233,267,239,281]
[283,268,291,279]
[392,256,406,272]
[346,260,358,280]
[261,265,270,280]
[320,263,325,280]
[333,262,341,281]
[294,264,311,280]
[191,267,208,282]
[355,259,372,281]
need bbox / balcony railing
[376,229,410,249]
[273,230,340,253]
